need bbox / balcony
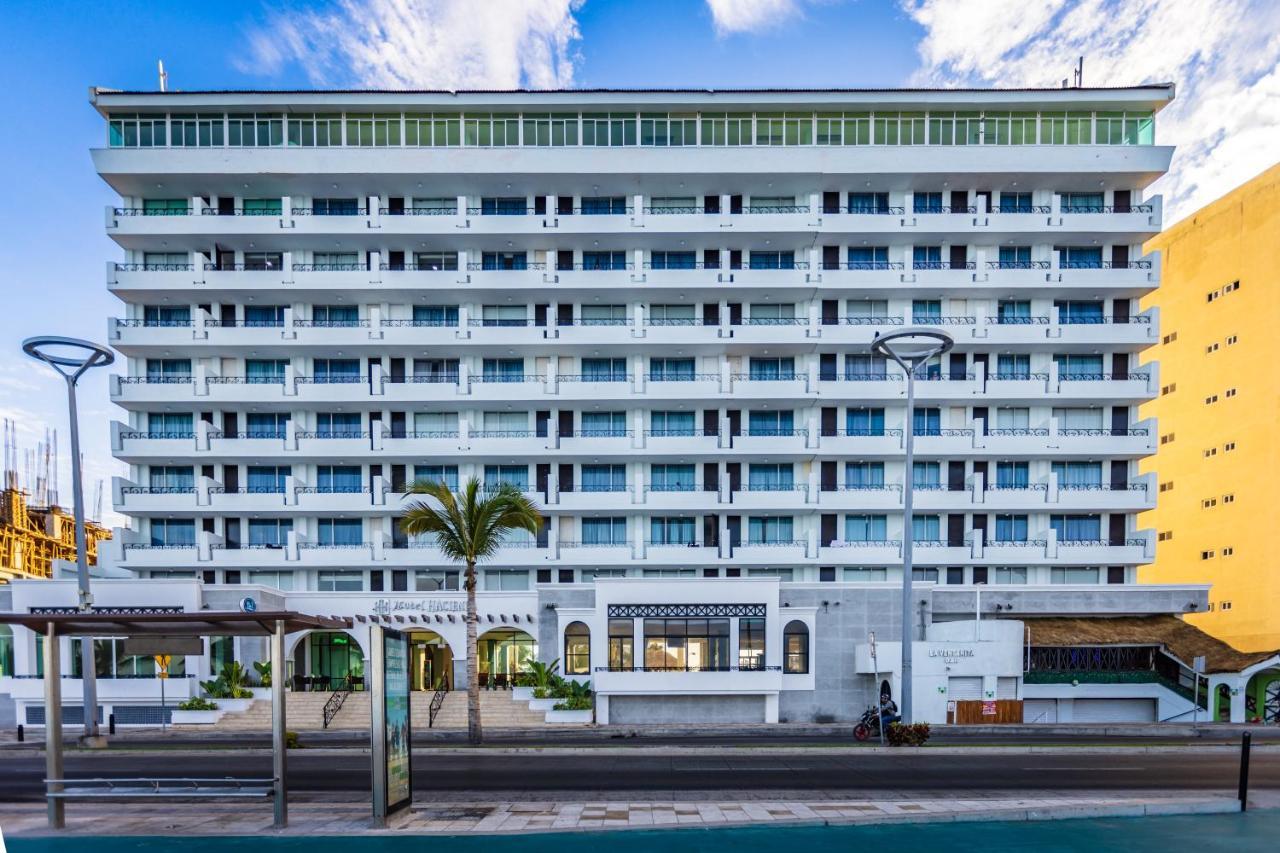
[641,485,716,511]
[729,429,811,454]
[729,485,809,511]
[556,487,638,511]
[814,485,902,511]
[819,540,900,564]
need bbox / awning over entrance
[1021,615,1280,674]
[0,608,351,637]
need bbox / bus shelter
[0,608,350,829]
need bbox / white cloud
[706,0,802,34]
[240,0,584,89]
[901,0,1280,223]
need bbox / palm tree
[398,477,541,745]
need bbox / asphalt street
[1,748,1276,801]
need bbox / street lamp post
[870,327,954,725]
[23,336,115,745]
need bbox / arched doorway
[477,628,535,688]
[408,630,454,691]
[563,622,590,675]
[292,631,365,690]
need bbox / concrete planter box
[545,709,593,724]
[216,698,256,713]
[250,687,273,700]
[511,686,534,701]
[528,697,559,712]
[171,709,224,725]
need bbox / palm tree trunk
[465,560,483,745]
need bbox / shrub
[253,660,272,688]
[177,697,218,711]
[886,722,931,747]
[553,696,593,711]
[285,730,301,749]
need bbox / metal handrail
[986,260,1051,269]
[322,676,353,729]
[380,207,458,216]
[466,262,547,271]
[833,262,905,271]
[842,206,906,215]
[913,205,977,214]
[290,207,368,216]
[114,263,196,272]
[428,684,448,727]
[203,263,282,272]
[291,264,365,273]
[912,261,976,270]
[121,486,196,495]
[113,208,192,216]
[744,205,810,214]
[994,205,1052,214]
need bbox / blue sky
[1,0,1277,523]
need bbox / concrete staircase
[198,690,560,732]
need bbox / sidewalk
[0,790,1253,837]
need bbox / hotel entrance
[408,630,454,691]
[477,628,535,689]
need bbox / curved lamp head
[23,335,115,380]
[870,327,954,371]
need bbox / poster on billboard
[372,625,412,820]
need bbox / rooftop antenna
[158,59,168,93]
[1073,56,1084,88]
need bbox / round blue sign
[239,597,258,613]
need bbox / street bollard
[16,724,23,742]
[109,713,116,735]
[1238,731,1252,811]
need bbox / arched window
[783,620,809,674]
[564,621,591,675]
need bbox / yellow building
[1140,163,1280,651]
[0,486,111,583]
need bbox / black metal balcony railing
[203,263,282,272]
[562,262,635,271]
[990,372,1051,381]
[379,207,458,216]
[837,483,902,492]
[827,540,902,548]
[742,261,811,270]
[1060,260,1153,270]
[120,430,196,440]
[742,429,809,438]
[1058,428,1150,436]
[295,431,373,439]
[472,373,545,384]
[114,207,192,216]
[576,318,634,326]
[291,264,365,273]
[987,428,1051,436]
[1061,204,1154,214]
[290,207,369,216]
[835,428,904,437]
[114,263,196,272]
[841,206,906,215]
[295,486,372,495]
[1058,372,1150,381]
[121,486,196,495]
[595,665,781,673]
[645,483,699,492]
[573,429,633,438]
[645,429,709,437]
[912,261,977,270]
[994,204,1052,214]
[645,373,721,382]
[986,482,1049,491]
[116,318,194,328]
[209,486,288,494]
[912,315,977,325]
[642,261,716,270]
[913,205,977,214]
[741,317,807,326]
[839,315,905,325]
[732,372,801,381]
[741,483,806,492]
[198,207,282,217]
[988,316,1052,325]
[643,205,703,215]
[830,261,905,271]
[402,374,461,384]
[465,262,547,271]
[986,260,1052,270]
[744,204,810,214]
[381,318,456,327]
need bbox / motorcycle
[852,705,882,742]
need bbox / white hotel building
[0,84,1228,727]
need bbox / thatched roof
[1020,615,1280,674]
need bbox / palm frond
[397,477,542,564]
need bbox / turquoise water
[8,812,1277,852]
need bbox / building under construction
[0,419,110,583]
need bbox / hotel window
[147,412,193,439]
[1202,498,1217,509]
[1227,335,1238,345]
[1159,481,1174,492]
[1223,494,1235,504]
[414,570,459,592]
[1225,441,1237,452]
[286,113,342,146]
[582,517,628,545]
[748,410,794,436]
[699,112,753,146]
[1205,395,1219,405]
[994,515,1029,543]
[1204,448,1217,458]
[227,114,283,147]
[650,411,696,437]
[1161,384,1176,395]
[562,622,591,675]
[1162,332,1177,344]
[484,570,528,591]
[640,113,698,146]
[169,114,225,147]
[845,514,888,543]
[582,411,627,437]
[739,618,766,670]
[413,464,459,490]
[317,519,362,546]
[747,568,794,581]
[108,113,168,147]
[1201,551,1215,560]
[522,113,579,146]
[650,516,696,545]
[782,620,810,674]
[995,461,1029,489]
[317,571,363,592]
[1225,388,1237,398]
[246,412,289,438]
[754,112,814,145]
[405,113,462,146]
[845,406,886,435]
[845,461,885,489]
[1223,547,1235,557]
[643,618,730,671]
[247,519,291,548]
[843,567,887,582]
[582,464,626,493]
[149,518,195,547]
[247,466,289,494]
[581,112,637,146]
[993,567,1028,584]
[873,111,925,145]
[1050,567,1100,584]
[1158,531,1173,542]
[748,516,794,545]
[1050,514,1101,542]
[1221,602,1232,610]
[247,570,294,590]
[928,111,981,145]
[608,619,634,671]
[1206,342,1219,354]
[1160,433,1175,445]
[642,568,697,578]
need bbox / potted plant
[250,661,273,699]
[546,680,594,724]
[199,662,257,712]
[520,659,559,704]
[511,670,536,701]
[529,671,566,712]
[171,696,223,725]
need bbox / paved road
[1,749,1275,801]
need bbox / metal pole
[65,376,100,743]
[44,624,64,829]
[271,620,287,828]
[1238,731,1252,811]
[901,364,915,725]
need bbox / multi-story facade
[0,486,111,583]
[13,82,1256,728]
[1140,163,1280,654]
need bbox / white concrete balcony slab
[559,432,640,454]
[1051,484,1155,512]
[979,485,1051,511]
[202,269,290,291]
[1051,539,1151,564]
[557,542,637,564]
[294,488,378,513]
[462,432,552,456]
[638,544,721,565]
[554,378,638,404]
[909,543,974,565]
[818,542,900,564]
[814,486,902,511]
[295,434,377,456]
[209,488,290,512]
[726,376,811,401]
[1054,260,1158,292]
[110,319,198,348]
[640,431,721,454]
[1053,373,1155,403]
[717,266,819,288]
[981,374,1053,404]
[381,378,465,403]
[911,376,981,402]
[911,429,978,456]
[289,211,372,236]
[640,487,718,511]
[375,268,468,293]
[730,542,809,564]
[902,263,978,288]
[205,378,290,405]
[209,545,292,567]
[556,488,640,512]
[294,378,376,404]
[296,543,376,566]
[203,323,291,348]
[388,542,547,568]
[816,430,904,455]
[729,431,812,454]
[641,376,725,401]
[288,268,377,290]
[817,211,908,236]
[381,433,464,456]
[120,544,200,567]
[813,319,905,346]
[115,487,200,514]
[111,376,198,405]
[727,486,811,511]
[466,377,551,402]
[114,431,201,461]
[462,268,550,290]
[291,321,380,346]
[464,322,552,347]
[729,321,814,346]
[977,429,1054,456]
[1053,427,1155,457]
[980,540,1049,562]
[913,487,977,511]
[552,322,646,347]
[815,376,902,404]
[109,263,202,295]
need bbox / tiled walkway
[0,792,1240,837]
